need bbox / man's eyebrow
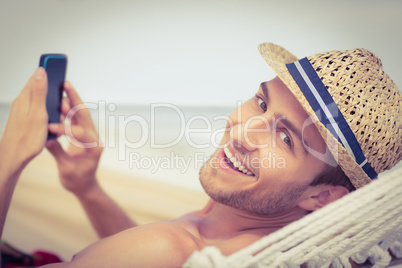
[260,82,270,102]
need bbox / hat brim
[258,43,372,189]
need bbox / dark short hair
[309,164,356,192]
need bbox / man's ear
[297,185,349,211]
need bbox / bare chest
[171,217,264,256]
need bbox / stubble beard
[199,153,309,216]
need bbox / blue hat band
[286,58,377,180]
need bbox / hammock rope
[183,165,402,268]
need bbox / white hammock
[184,165,402,268]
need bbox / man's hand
[0,67,48,175]
[46,83,136,237]
[0,67,49,248]
[46,81,103,198]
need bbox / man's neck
[195,200,308,240]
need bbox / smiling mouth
[223,144,255,176]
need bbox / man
[0,43,400,267]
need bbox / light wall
[0,0,401,106]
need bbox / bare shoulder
[50,222,201,268]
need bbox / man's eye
[257,98,267,112]
[279,131,292,147]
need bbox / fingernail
[35,67,45,80]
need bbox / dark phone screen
[40,54,67,139]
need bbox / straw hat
[258,43,402,189]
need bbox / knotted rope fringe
[183,165,402,268]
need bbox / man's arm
[0,68,49,259]
[42,222,199,268]
[46,82,136,237]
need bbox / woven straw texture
[258,43,402,188]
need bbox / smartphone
[39,54,67,139]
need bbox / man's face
[199,77,329,215]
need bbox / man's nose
[229,115,273,152]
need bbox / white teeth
[233,159,239,168]
[230,157,235,164]
[224,144,254,176]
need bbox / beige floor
[3,150,209,261]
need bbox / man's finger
[29,67,48,113]
[61,98,71,117]
[63,81,95,127]
[18,67,47,102]
[48,123,65,137]
[64,81,84,107]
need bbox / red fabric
[3,250,62,267]
[32,251,63,266]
